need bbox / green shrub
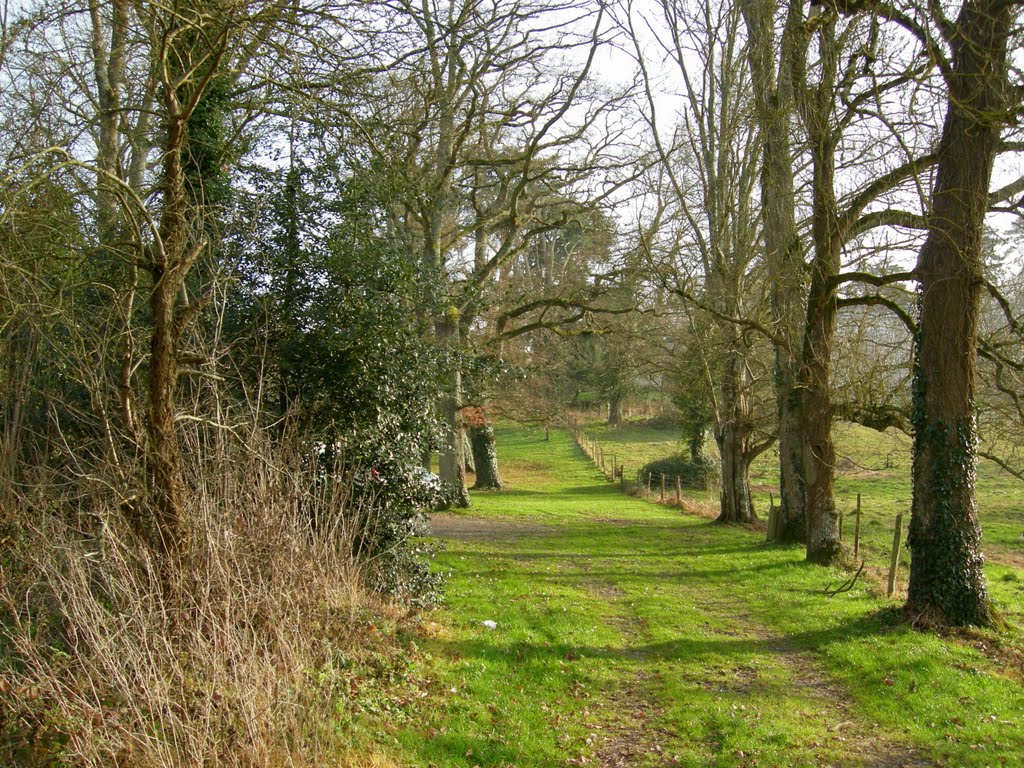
[639,453,717,490]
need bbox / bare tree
[625,0,776,523]
[354,0,633,505]
[738,0,808,542]
[900,0,1019,626]
[783,1,934,563]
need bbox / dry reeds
[0,428,386,767]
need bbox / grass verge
[370,427,1024,767]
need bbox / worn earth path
[397,431,939,768]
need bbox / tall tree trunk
[607,393,624,427]
[798,18,843,565]
[463,430,475,473]
[716,353,755,523]
[740,0,807,543]
[148,260,184,557]
[144,14,229,559]
[147,108,190,559]
[470,422,502,490]
[906,0,1010,627]
[435,312,470,508]
[800,177,842,564]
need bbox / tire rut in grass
[582,579,672,767]
[429,509,936,766]
[691,596,938,767]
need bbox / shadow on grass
[428,609,902,672]
[447,559,804,585]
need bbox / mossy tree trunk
[794,16,846,565]
[147,64,193,560]
[469,422,502,490]
[906,0,1011,627]
[739,0,807,544]
[435,312,470,509]
[715,351,755,524]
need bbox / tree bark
[469,422,502,490]
[739,0,807,543]
[906,0,1010,627]
[143,6,230,560]
[797,17,843,565]
[716,352,755,523]
[800,160,843,564]
[607,393,624,427]
[147,108,188,559]
[463,429,475,474]
[776,385,806,541]
[435,312,470,508]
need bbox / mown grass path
[372,430,1024,767]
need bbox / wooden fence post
[675,476,682,506]
[660,474,666,501]
[854,493,862,560]
[646,473,652,496]
[887,513,904,597]
[838,510,844,542]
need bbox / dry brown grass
[0,430,397,767]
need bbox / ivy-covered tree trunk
[145,84,194,561]
[684,404,708,464]
[469,423,502,490]
[906,0,1010,627]
[435,312,470,508]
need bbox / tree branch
[824,270,916,294]
[836,294,917,335]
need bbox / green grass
[588,420,1024,625]
[364,427,1024,767]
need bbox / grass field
[357,426,1024,767]
[586,421,1024,626]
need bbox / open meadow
[354,426,1024,767]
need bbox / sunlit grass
[364,427,1024,767]
[587,419,1024,622]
